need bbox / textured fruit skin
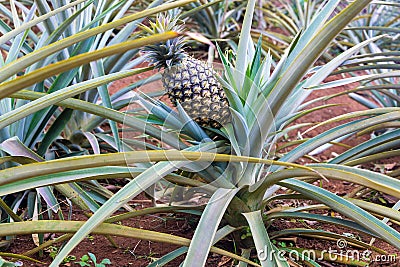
[162,56,230,128]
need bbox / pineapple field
[1,0,400,266]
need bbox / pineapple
[141,13,230,128]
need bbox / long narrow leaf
[234,0,256,89]
[11,90,183,148]
[0,32,178,99]
[0,151,312,186]
[183,188,240,267]
[0,220,257,266]
[0,0,196,83]
[279,179,400,249]
[243,210,289,267]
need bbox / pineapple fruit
[141,13,230,128]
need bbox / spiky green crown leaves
[141,12,188,69]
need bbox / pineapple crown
[141,12,188,69]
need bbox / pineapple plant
[4,1,400,266]
[141,13,231,128]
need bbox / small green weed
[75,252,111,267]
[46,246,76,265]
[272,239,294,248]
